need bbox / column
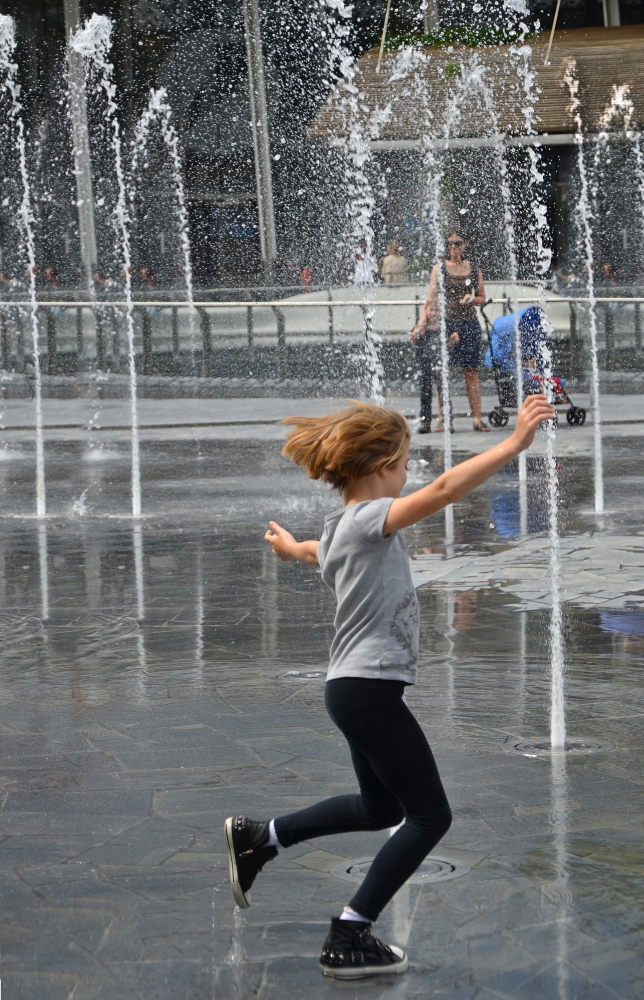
[63,0,98,292]
[602,0,621,25]
[241,0,277,281]
[423,0,440,32]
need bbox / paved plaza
[0,398,643,998]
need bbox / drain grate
[276,669,325,680]
[505,737,614,757]
[330,856,470,886]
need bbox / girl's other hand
[264,523,320,566]
[511,394,555,451]
[264,521,296,561]
[448,332,460,345]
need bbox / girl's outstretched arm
[265,521,319,565]
[384,394,554,534]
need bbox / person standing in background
[413,230,490,432]
[379,242,409,284]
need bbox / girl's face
[380,441,410,498]
[426,305,440,327]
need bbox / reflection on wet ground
[0,433,643,998]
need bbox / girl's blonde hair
[281,401,410,491]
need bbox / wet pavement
[0,407,643,999]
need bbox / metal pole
[569,301,579,378]
[247,305,254,349]
[172,306,179,365]
[605,304,615,371]
[63,0,98,292]
[140,307,152,375]
[376,0,393,74]
[45,308,58,375]
[75,306,83,364]
[0,311,8,371]
[423,0,440,32]
[242,0,277,282]
[635,301,641,350]
[198,307,212,377]
[602,0,621,25]
[544,0,562,66]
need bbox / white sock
[267,819,281,849]
[340,906,370,923]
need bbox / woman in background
[412,230,489,432]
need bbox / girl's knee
[361,800,404,830]
[440,803,452,838]
[411,800,452,842]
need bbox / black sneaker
[418,417,431,434]
[224,815,277,909]
[319,917,408,979]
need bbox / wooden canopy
[308,26,644,142]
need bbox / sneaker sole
[224,816,250,909]
[320,948,408,979]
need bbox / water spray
[70,13,142,518]
[0,15,46,518]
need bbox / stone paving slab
[411,533,644,609]
[1,395,643,460]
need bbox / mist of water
[563,56,603,515]
[70,14,141,518]
[133,522,144,621]
[515,39,551,491]
[38,522,49,620]
[470,55,528,485]
[537,321,566,747]
[323,0,386,402]
[0,15,46,518]
[131,87,197,347]
[72,486,90,516]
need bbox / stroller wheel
[488,409,504,428]
[576,407,586,426]
[500,412,509,427]
[566,407,577,426]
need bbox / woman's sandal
[434,420,455,434]
[473,421,491,432]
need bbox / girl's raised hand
[511,394,555,451]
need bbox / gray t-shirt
[317,497,419,684]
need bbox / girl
[225,393,553,980]
[412,229,490,432]
[409,299,459,433]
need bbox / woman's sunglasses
[447,239,464,247]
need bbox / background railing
[0,289,642,382]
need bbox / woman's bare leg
[463,368,489,430]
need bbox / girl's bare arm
[384,395,554,533]
[264,521,319,565]
[411,265,439,339]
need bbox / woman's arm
[264,521,319,565]
[473,266,486,306]
[383,395,554,533]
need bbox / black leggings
[274,677,452,922]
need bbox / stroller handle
[479,298,494,333]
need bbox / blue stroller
[481,303,586,428]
